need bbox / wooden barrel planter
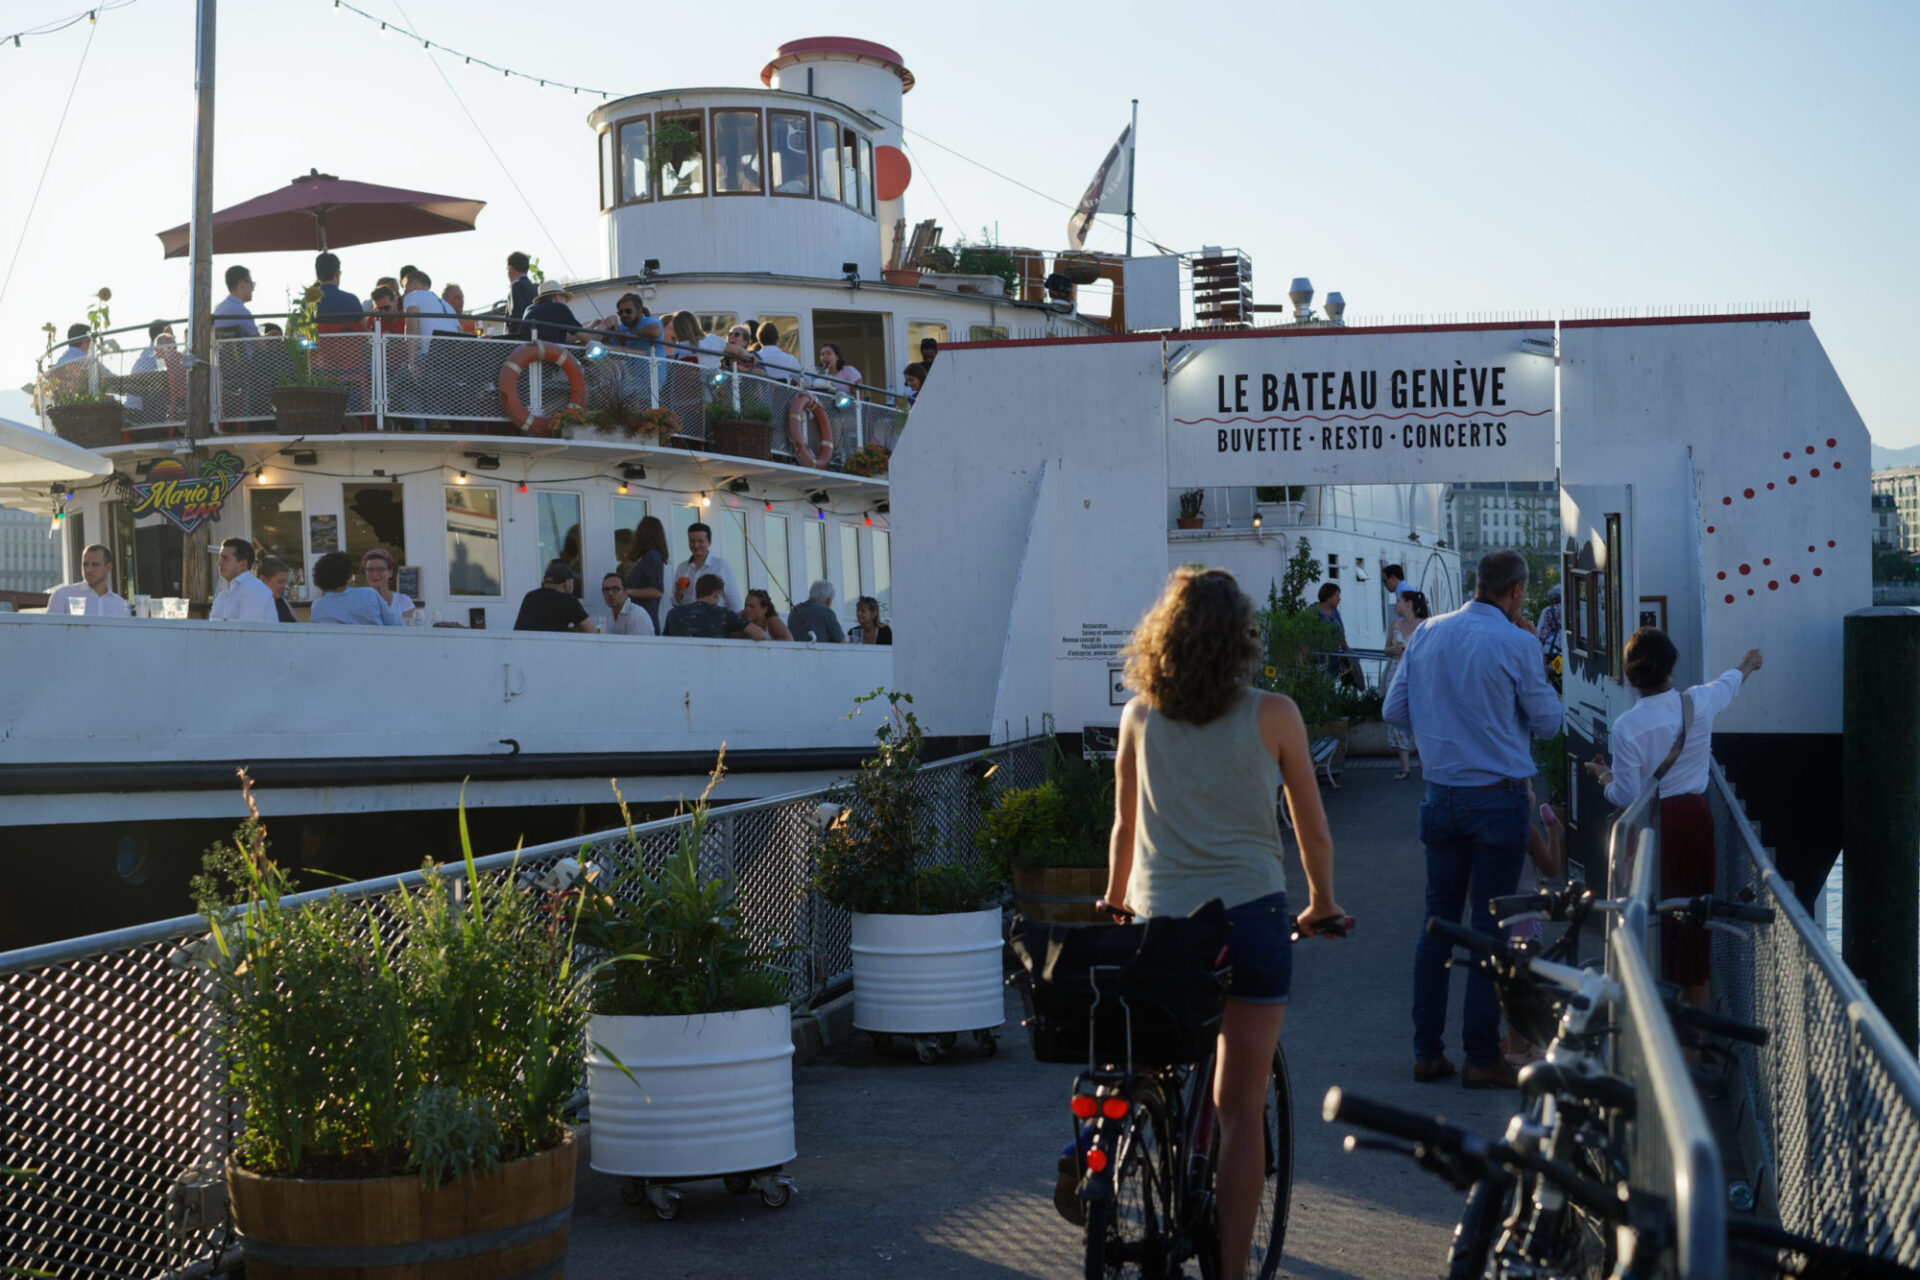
[1055,254,1102,286]
[712,418,773,460]
[1011,867,1105,924]
[269,385,349,435]
[47,402,126,449]
[227,1129,576,1279]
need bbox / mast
[182,0,216,602]
[1124,99,1138,258]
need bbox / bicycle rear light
[1084,1147,1109,1173]
[1101,1098,1129,1120]
[1070,1095,1099,1119]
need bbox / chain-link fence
[1709,763,1920,1267]
[34,334,909,468]
[0,737,1047,1280]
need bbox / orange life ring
[498,342,587,436]
[789,394,833,468]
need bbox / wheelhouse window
[445,485,501,597]
[598,130,615,211]
[907,320,948,355]
[712,109,763,194]
[815,118,841,203]
[857,136,874,215]
[840,133,860,212]
[535,491,583,598]
[756,314,801,355]
[657,113,704,198]
[769,112,812,197]
[618,118,651,203]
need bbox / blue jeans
[1412,783,1528,1067]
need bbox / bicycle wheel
[1086,1075,1173,1280]
[1243,1046,1294,1280]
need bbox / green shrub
[978,742,1113,871]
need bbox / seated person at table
[309,551,400,625]
[523,280,590,346]
[663,573,764,640]
[741,589,792,641]
[786,579,845,644]
[599,573,655,636]
[210,538,277,622]
[361,548,414,622]
[258,556,299,623]
[846,595,892,645]
[45,543,129,617]
[514,561,598,633]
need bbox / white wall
[1559,317,1869,734]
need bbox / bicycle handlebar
[1669,1001,1770,1047]
[1292,914,1355,942]
[1426,916,1511,959]
[1322,1087,1463,1151]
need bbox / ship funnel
[1323,292,1346,325]
[1288,277,1314,323]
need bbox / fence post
[1842,606,1920,1052]
[372,332,385,432]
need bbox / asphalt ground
[564,765,1536,1278]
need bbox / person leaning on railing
[1584,630,1762,1020]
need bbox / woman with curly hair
[1104,565,1342,1280]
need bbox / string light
[618,481,630,495]
[764,499,772,512]
[700,492,711,508]
[318,0,617,99]
[456,471,469,484]
[864,512,872,527]
[518,481,528,494]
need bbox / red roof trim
[1559,312,1809,330]
[761,37,914,91]
[942,318,1552,353]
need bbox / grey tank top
[1129,686,1288,918]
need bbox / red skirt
[1658,793,1715,986]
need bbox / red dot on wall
[1717,571,1727,580]
[1833,461,1842,469]
[1723,496,1733,506]
[1788,476,1798,484]
[1783,451,1792,459]
[1828,540,1836,547]
[1725,594,1735,604]
[1827,438,1837,447]
[1806,446,1816,455]
[1739,564,1751,575]
[1808,545,1817,552]
[1767,482,1775,490]
[1769,581,1779,590]
[1814,568,1823,576]
[1763,558,1771,565]
[1811,468,1821,478]
[1791,574,1801,583]
[1744,488,1755,499]
[1747,589,1755,596]
[1707,525,1716,533]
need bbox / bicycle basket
[1010,899,1232,1067]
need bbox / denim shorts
[1225,890,1293,1005]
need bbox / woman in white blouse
[1585,630,1762,1015]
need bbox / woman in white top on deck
[1584,628,1762,1014]
[360,548,414,622]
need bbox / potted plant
[575,760,797,1218]
[1177,488,1206,529]
[979,740,1113,924]
[843,442,890,477]
[1055,252,1101,285]
[192,776,586,1277]
[41,289,126,448]
[710,398,775,460]
[269,286,348,435]
[814,690,1005,1062]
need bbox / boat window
[249,486,306,596]
[535,491,584,599]
[712,505,748,588]
[968,324,1009,342]
[755,512,792,613]
[657,113,705,198]
[803,517,826,595]
[755,314,801,355]
[857,137,874,215]
[343,483,407,588]
[712,109,763,195]
[598,129,615,211]
[840,132,861,213]
[612,496,651,575]
[695,313,737,339]
[618,118,651,203]
[815,118,841,203]
[870,527,890,622]
[444,485,501,597]
[838,522,862,630]
[768,112,812,197]
[907,320,948,357]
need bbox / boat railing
[30,324,908,466]
[0,734,1049,1279]
[1704,761,1920,1266]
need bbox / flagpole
[1124,99,1138,257]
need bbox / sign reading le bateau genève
[1167,328,1555,487]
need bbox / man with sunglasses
[597,292,663,359]
[598,573,656,636]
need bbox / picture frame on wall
[1637,595,1668,633]
[1568,569,1596,658]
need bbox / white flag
[1066,126,1131,252]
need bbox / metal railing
[0,737,1048,1279]
[1708,762,1920,1268]
[33,329,908,466]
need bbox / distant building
[1445,481,1560,571]
[1871,467,1920,554]
[1872,493,1903,552]
[0,504,62,594]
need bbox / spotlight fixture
[709,370,730,388]
[294,333,317,351]
[291,450,318,466]
[642,258,660,277]
[834,392,854,410]
[473,453,501,471]
[876,500,889,514]
[620,463,646,480]
[1518,336,1556,359]
[584,341,609,362]
[1164,344,1198,381]
[841,261,861,289]
[807,490,829,506]
[727,478,751,494]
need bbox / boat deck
[565,764,1523,1279]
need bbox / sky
[2,0,1917,442]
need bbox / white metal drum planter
[586,1005,797,1218]
[849,908,1005,1062]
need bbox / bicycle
[1011,903,1350,1280]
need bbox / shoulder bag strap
[1649,689,1695,784]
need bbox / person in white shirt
[361,548,415,622]
[669,521,741,612]
[209,537,278,622]
[125,321,175,416]
[1585,630,1763,1018]
[753,323,803,384]
[213,265,259,339]
[401,268,460,353]
[45,544,130,618]
[598,573,656,636]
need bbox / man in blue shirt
[312,252,362,326]
[1385,548,1563,1090]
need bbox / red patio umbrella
[156,169,486,257]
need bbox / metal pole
[1123,99,1138,258]
[185,0,216,452]
[1842,606,1920,1052]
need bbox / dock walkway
[566,767,1524,1278]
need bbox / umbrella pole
[182,0,217,605]
[316,208,328,253]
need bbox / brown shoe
[1413,1056,1456,1084]
[1462,1059,1522,1090]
